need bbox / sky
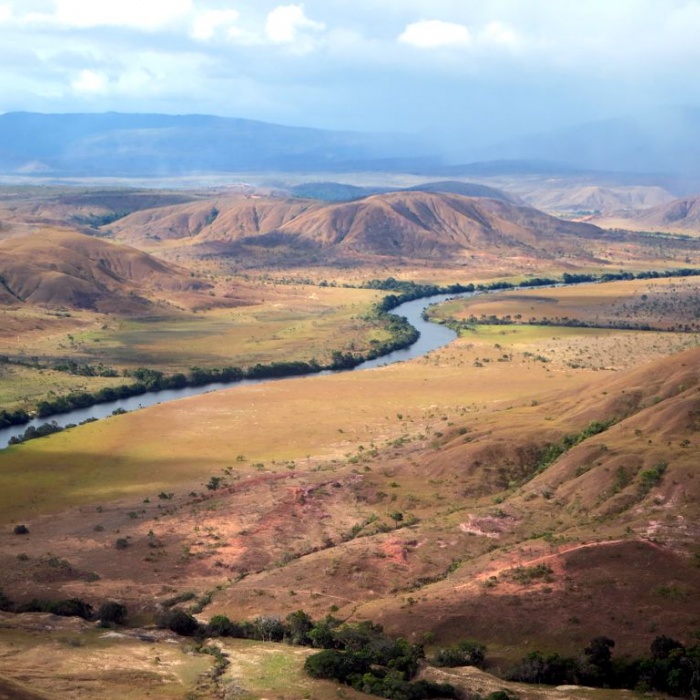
[1,0,700,147]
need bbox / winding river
[0,293,469,449]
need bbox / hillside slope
[109,196,322,245]
[522,185,674,214]
[267,191,609,259]
[0,229,211,313]
[630,194,700,231]
[109,190,700,269]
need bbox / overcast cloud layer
[1,0,699,150]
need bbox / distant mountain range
[603,194,700,233]
[0,112,437,176]
[289,180,516,203]
[1,108,700,181]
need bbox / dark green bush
[156,609,200,636]
[97,601,127,626]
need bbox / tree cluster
[506,635,700,697]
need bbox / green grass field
[0,285,386,410]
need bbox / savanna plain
[0,182,699,700]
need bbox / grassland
[0,615,212,699]
[427,275,700,332]
[2,194,700,700]
[0,284,386,410]
[0,614,654,700]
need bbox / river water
[0,292,468,449]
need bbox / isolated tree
[389,511,404,529]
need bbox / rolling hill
[116,191,603,258]
[0,228,212,313]
[107,195,323,246]
[262,191,615,259]
[521,185,675,214]
[107,189,700,269]
[2,329,698,659]
[627,194,700,232]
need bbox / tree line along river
[0,292,464,450]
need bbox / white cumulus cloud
[71,69,108,94]
[398,19,471,49]
[265,4,325,46]
[191,9,244,42]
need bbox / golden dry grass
[0,334,602,523]
[0,614,374,700]
[430,275,700,332]
[0,615,211,699]
[2,230,700,680]
[0,284,386,409]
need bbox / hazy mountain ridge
[289,180,516,203]
[521,185,675,214]
[2,109,700,182]
[475,107,700,177]
[0,112,435,176]
[629,194,700,231]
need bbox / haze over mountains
[627,194,700,232]
[0,112,436,176]
[474,107,700,178]
[1,108,700,183]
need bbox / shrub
[13,524,29,535]
[0,589,13,611]
[16,597,93,619]
[50,598,94,619]
[156,609,200,636]
[433,640,486,668]
[204,614,239,637]
[304,649,370,682]
[97,601,128,626]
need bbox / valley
[0,182,699,700]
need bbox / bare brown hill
[0,228,212,313]
[0,188,198,238]
[3,344,698,658]
[106,190,700,270]
[522,185,674,214]
[109,190,604,258]
[628,194,700,231]
[109,195,322,245]
[262,191,608,260]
